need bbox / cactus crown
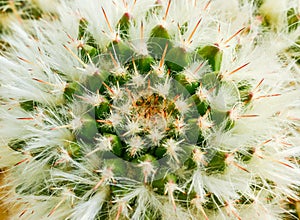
[0,0,300,219]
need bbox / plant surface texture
[0,0,300,219]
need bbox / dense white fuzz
[174,97,190,115]
[70,189,108,220]
[204,172,251,202]
[198,112,214,133]
[163,139,184,164]
[75,90,105,107]
[119,185,162,220]
[260,0,288,30]
[124,119,142,136]
[0,0,299,219]
[182,61,210,84]
[138,160,156,183]
[29,0,60,13]
[0,107,35,142]
[208,82,240,112]
[0,144,24,167]
[92,135,114,153]
[130,72,148,87]
[73,0,155,47]
[0,56,65,105]
[154,76,171,98]
[127,136,144,156]
[189,170,206,200]
[147,128,165,145]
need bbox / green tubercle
[197,45,223,72]
[149,25,171,58]
[166,47,189,72]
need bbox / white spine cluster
[0,0,299,219]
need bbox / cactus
[0,0,59,54]
[0,0,300,219]
[0,0,48,27]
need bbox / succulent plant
[0,0,47,27]
[0,0,300,219]
[0,0,60,55]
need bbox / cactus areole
[0,0,300,219]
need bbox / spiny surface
[0,0,300,219]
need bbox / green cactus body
[0,0,299,220]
